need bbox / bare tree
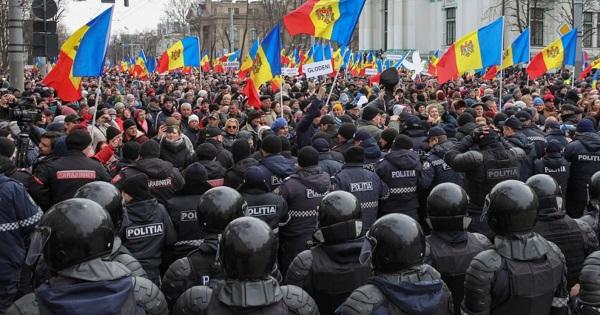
[162,0,192,27]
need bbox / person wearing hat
[564,118,600,217]
[259,95,275,126]
[333,146,389,231]
[159,124,193,170]
[223,139,259,189]
[153,96,177,133]
[503,116,536,180]
[256,135,296,191]
[545,118,568,148]
[345,102,360,122]
[455,113,478,141]
[165,163,214,260]
[314,114,338,145]
[239,166,289,235]
[297,98,324,149]
[122,119,149,145]
[0,137,41,200]
[204,126,234,169]
[375,134,433,221]
[194,142,227,185]
[333,123,357,154]
[89,108,119,153]
[533,139,570,200]
[354,129,382,172]
[561,103,584,125]
[312,136,343,176]
[516,110,547,158]
[112,140,184,204]
[64,114,83,133]
[379,128,399,153]
[402,115,429,157]
[32,129,111,210]
[93,126,123,171]
[424,127,463,187]
[277,146,330,275]
[357,106,383,140]
[120,172,177,285]
[271,117,290,138]
[471,102,487,118]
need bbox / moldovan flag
[527,29,576,79]
[428,50,440,75]
[283,0,366,45]
[436,17,503,84]
[243,24,282,108]
[502,28,530,69]
[201,54,210,72]
[156,37,200,73]
[133,50,148,78]
[579,58,600,79]
[42,7,113,101]
[239,40,259,78]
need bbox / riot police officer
[74,181,147,278]
[173,217,319,315]
[581,171,600,241]
[445,126,526,238]
[161,187,261,308]
[527,174,598,288]
[573,251,600,314]
[8,198,167,315]
[424,127,464,187]
[462,180,569,315]
[286,191,372,314]
[333,146,389,231]
[424,183,492,314]
[337,213,453,315]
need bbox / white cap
[188,114,199,122]
[357,95,369,108]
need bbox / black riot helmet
[426,183,470,232]
[315,191,362,243]
[484,180,538,236]
[28,198,114,271]
[365,213,425,273]
[589,171,600,202]
[579,251,600,304]
[75,181,123,230]
[526,174,562,215]
[220,217,277,280]
[197,186,245,233]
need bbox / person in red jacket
[94,126,122,174]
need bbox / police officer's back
[33,129,111,209]
[240,166,289,233]
[173,217,320,315]
[120,172,177,285]
[277,146,330,275]
[286,191,372,314]
[375,134,433,220]
[424,127,464,187]
[580,171,600,241]
[337,213,453,315]
[445,127,525,238]
[112,140,184,204]
[8,199,167,315]
[165,163,213,260]
[527,174,598,288]
[564,119,600,218]
[257,135,296,191]
[75,182,147,278]
[462,180,569,315]
[161,187,245,308]
[424,183,492,314]
[533,139,570,199]
[333,146,389,231]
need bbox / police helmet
[197,186,245,233]
[220,217,277,280]
[28,198,114,271]
[579,251,600,304]
[590,171,600,201]
[315,191,362,243]
[75,181,123,230]
[526,174,562,214]
[366,213,425,273]
[426,183,470,231]
[484,180,538,236]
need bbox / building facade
[359,0,600,56]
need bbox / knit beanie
[231,139,251,163]
[124,119,136,131]
[195,142,218,160]
[0,137,15,158]
[183,162,208,186]
[261,135,282,154]
[106,126,122,141]
[122,141,140,161]
[344,146,365,164]
[298,146,319,168]
[140,140,160,158]
[392,134,414,150]
[65,129,92,151]
[380,128,399,146]
[121,173,153,202]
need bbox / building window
[234,8,240,15]
[584,12,593,47]
[249,29,257,41]
[445,7,456,45]
[530,8,544,46]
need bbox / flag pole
[499,17,505,112]
[90,77,101,154]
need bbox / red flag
[243,80,261,109]
[483,66,497,81]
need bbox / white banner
[365,68,379,76]
[282,67,299,76]
[385,54,403,61]
[303,60,333,78]
[223,61,240,69]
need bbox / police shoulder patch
[422,161,431,170]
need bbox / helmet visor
[26,226,51,266]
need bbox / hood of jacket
[506,133,532,152]
[367,276,445,315]
[457,122,478,135]
[160,137,187,154]
[577,132,600,152]
[0,156,16,176]
[430,139,455,157]
[294,166,330,194]
[233,157,259,173]
[124,198,161,223]
[403,128,427,138]
[384,149,420,169]
[198,160,226,179]
[361,138,382,159]
[542,152,566,169]
[261,154,296,177]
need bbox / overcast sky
[62,0,165,34]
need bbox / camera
[9,97,42,125]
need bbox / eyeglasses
[226,125,237,130]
